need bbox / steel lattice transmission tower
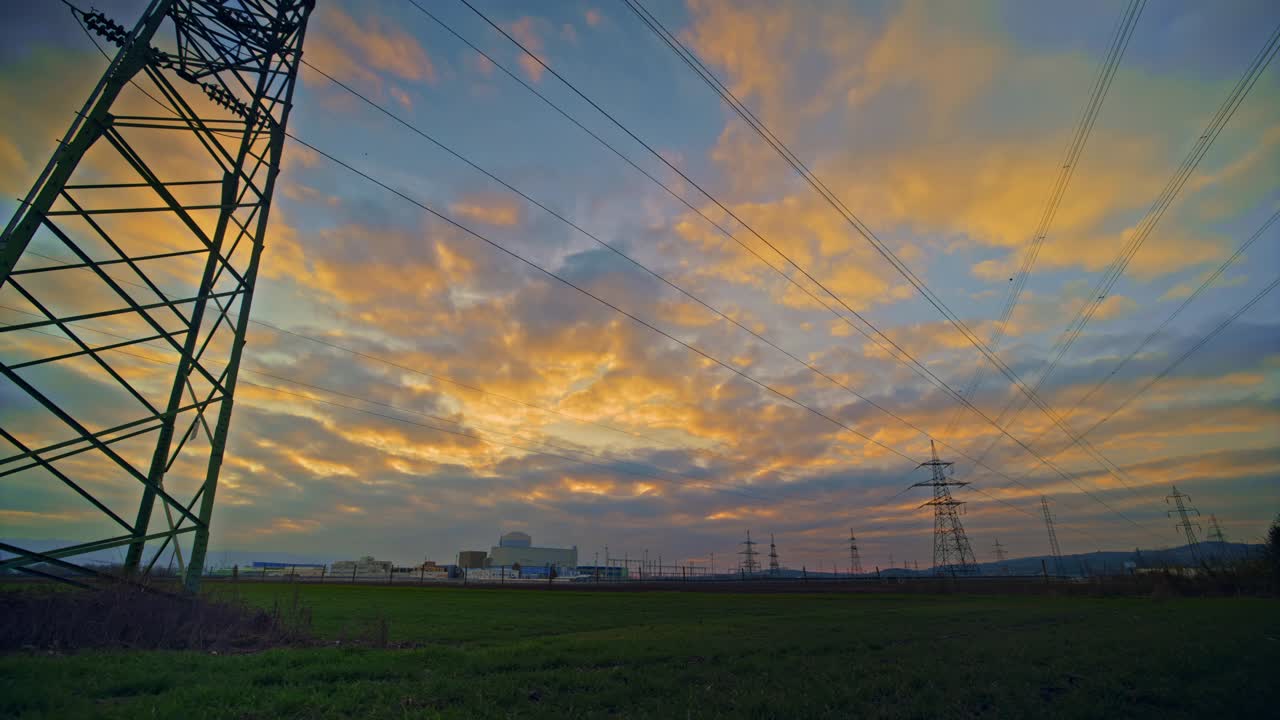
[1040,496,1065,576]
[767,533,780,576]
[0,0,314,592]
[1206,514,1226,543]
[991,537,1009,575]
[912,440,977,576]
[848,528,863,575]
[991,538,1008,564]
[738,530,760,575]
[1166,486,1202,563]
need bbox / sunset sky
[1,0,1278,571]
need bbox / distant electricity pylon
[0,0,314,592]
[1040,496,1065,576]
[1206,514,1226,543]
[912,440,977,576]
[768,533,780,576]
[1166,486,1202,563]
[739,530,760,575]
[991,537,1009,575]
[848,528,863,575]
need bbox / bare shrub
[0,583,313,652]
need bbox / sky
[1,0,1278,572]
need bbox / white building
[330,555,392,576]
[487,531,578,570]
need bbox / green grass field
[2,583,1276,718]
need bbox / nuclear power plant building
[487,531,577,570]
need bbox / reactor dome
[499,531,532,548]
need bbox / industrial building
[576,565,627,580]
[330,555,392,576]
[457,550,488,569]
[486,531,578,571]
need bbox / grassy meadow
[1,583,1276,718]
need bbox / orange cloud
[389,86,413,111]
[507,17,546,83]
[449,195,523,226]
[317,6,436,84]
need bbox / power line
[5,302,870,505]
[70,0,1167,540]
[282,131,929,463]
[959,21,1280,481]
[58,8,819,499]
[51,3,717,451]
[931,0,1145,438]
[1065,275,1280,443]
[623,0,1279,537]
[288,125,1170,541]
[401,0,1000,425]
[1,319,792,504]
[13,226,1016,525]
[606,0,1147,498]
[39,0,1191,553]
[406,0,1159,536]
[8,252,875,511]
[969,273,1280,499]
[297,61,957,460]
[296,53,1112,528]
[622,1,1276,533]
[17,244,705,458]
[967,208,1280,490]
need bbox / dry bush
[0,582,313,652]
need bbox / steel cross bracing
[1166,486,1202,563]
[1206,514,1226,543]
[0,0,313,592]
[738,530,760,575]
[913,440,978,576]
[1040,496,1065,576]
[848,528,863,575]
